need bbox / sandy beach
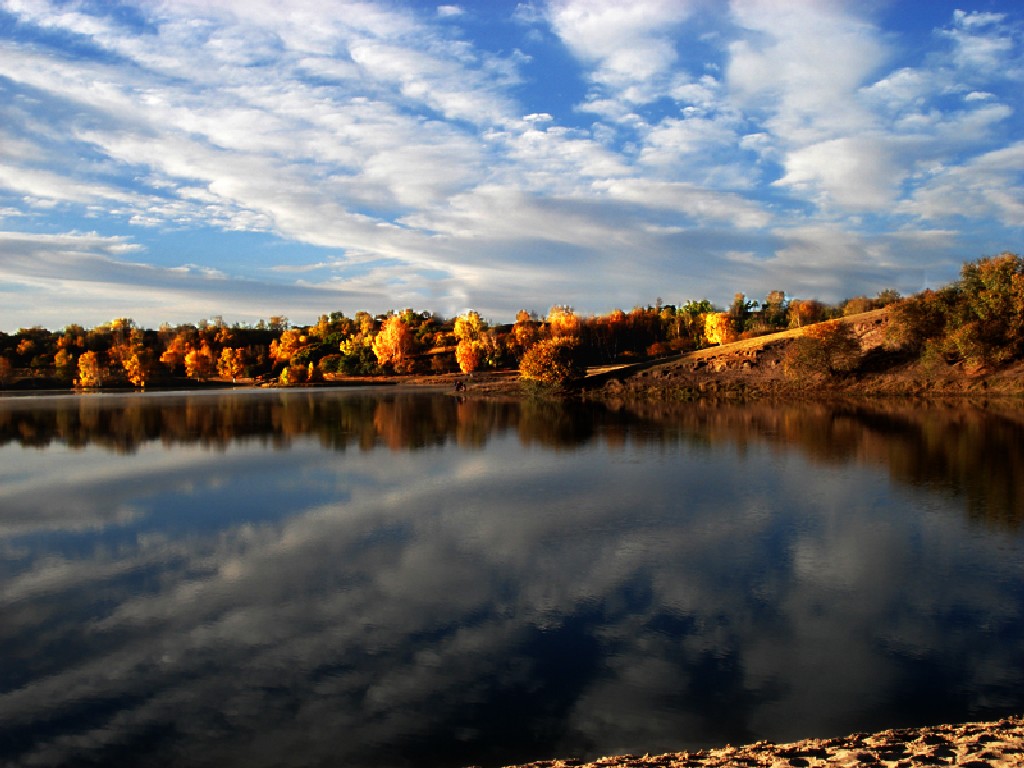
[498,716,1024,768]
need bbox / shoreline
[496,715,1024,768]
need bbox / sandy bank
[494,716,1024,768]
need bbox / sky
[0,0,1022,331]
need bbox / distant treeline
[1,393,1020,531]
[0,252,1020,389]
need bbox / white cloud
[774,136,908,211]
[727,0,887,145]
[546,0,694,113]
[899,140,1024,226]
[594,178,770,229]
[0,1,1021,327]
[945,9,1016,73]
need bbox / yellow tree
[77,351,105,388]
[217,347,246,380]
[454,310,487,343]
[510,309,539,359]
[704,313,738,345]
[372,315,415,373]
[270,329,304,364]
[453,310,489,373]
[122,353,150,388]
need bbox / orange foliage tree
[547,306,581,340]
[519,338,585,388]
[217,347,246,379]
[184,342,216,380]
[509,309,539,360]
[372,315,415,373]
[270,329,304,364]
[789,299,826,328]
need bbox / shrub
[519,338,586,389]
[784,320,861,377]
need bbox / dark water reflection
[0,389,1022,768]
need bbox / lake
[1,389,1022,768]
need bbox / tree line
[0,252,1020,389]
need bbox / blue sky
[0,0,1022,330]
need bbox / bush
[784,320,861,377]
[519,338,586,389]
[318,354,343,374]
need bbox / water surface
[1,390,1022,767]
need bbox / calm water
[1,389,1023,768]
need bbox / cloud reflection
[0,393,1022,767]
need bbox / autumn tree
[886,253,1024,369]
[678,299,714,349]
[270,328,305,365]
[886,289,950,354]
[945,252,1024,366]
[547,306,581,340]
[509,309,539,360]
[784,319,861,377]
[0,356,12,387]
[335,312,380,375]
[455,338,483,374]
[372,314,415,373]
[184,342,216,380]
[590,308,628,361]
[519,337,586,389]
[77,350,105,388]
[115,327,154,387]
[454,310,486,342]
[217,347,246,380]
[789,299,826,328]
[454,310,488,374]
[160,329,194,372]
[52,348,74,381]
[705,312,738,346]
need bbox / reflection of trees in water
[1,393,1021,529]
[615,400,1024,532]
